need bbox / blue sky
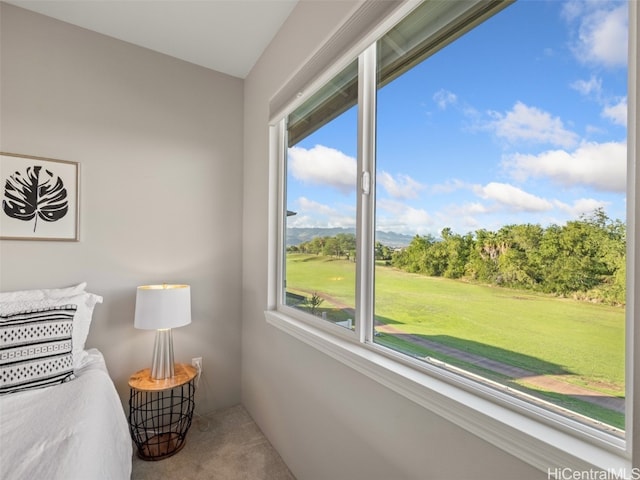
[287,0,628,238]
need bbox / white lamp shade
[134,284,192,330]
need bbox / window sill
[264,309,631,476]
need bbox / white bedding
[0,349,132,480]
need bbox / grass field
[286,253,626,429]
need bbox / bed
[0,284,132,480]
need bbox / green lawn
[286,254,358,308]
[286,253,626,428]
[374,264,625,391]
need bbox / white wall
[0,3,244,413]
[241,2,545,479]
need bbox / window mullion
[275,119,287,309]
[356,44,377,345]
[628,0,638,461]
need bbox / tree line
[288,208,626,306]
[289,232,358,260]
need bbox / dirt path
[375,323,624,414]
[296,289,624,414]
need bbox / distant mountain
[287,227,413,248]
[375,230,414,247]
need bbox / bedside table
[128,363,197,460]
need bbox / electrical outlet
[192,357,202,372]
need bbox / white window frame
[266,0,638,474]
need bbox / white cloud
[378,171,424,199]
[570,75,602,97]
[433,89,457,110]
[288,145,356,194]
[287,214,320,228]
[602,97,627,127]
[473,182,553,212]
[297,197,339,217]
[289,197,356,229]
[503,141,626,192]
[553,198,610,218]
[430,179,467,195]
[443,202,492,219]
[376,198,433,234]
[585,124,606,135]
[570,78,626,128]
[561,0,583,22]
[466,202,490,214]
[569,3,627,68]
[487,102,579,148]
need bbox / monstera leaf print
[2,165,69,232]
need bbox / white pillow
[0,289,102,367]
[0,282,87,303]
[0,305,76,394]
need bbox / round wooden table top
[128,363,197,391]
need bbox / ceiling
[6,0,299,78]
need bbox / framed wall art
[0,152,79,241]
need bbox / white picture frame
[0,152,80,241]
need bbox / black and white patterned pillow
[0,305,76,394]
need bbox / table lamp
[134,284,191,380]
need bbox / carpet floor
[131,404,296,480]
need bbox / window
[273,0,632,469]
[285,60,358,329]
[372,0,628,436]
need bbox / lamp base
[151,329,175,380]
